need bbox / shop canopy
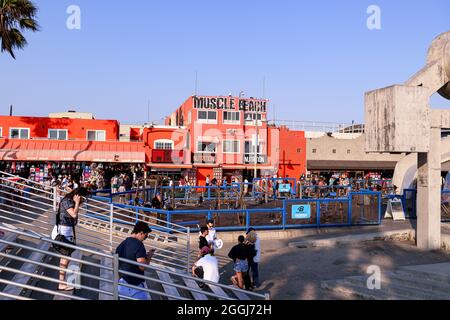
[307,160,397,170]
[0,139,145,163]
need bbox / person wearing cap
[192,246,219,285]
[115,222,155,300]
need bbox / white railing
[0,172,191,272]
[0,224,269,300]
[269,120,365,133]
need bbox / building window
[197,141,217,153]
[87,130,106,141]
[10,128,30,140]
[244,113,262,125]
[154,139,174,150]
[245,141,262,154]
[0,127,2,138]
[297,148,302,153]
[187,111,192,125]
[197,110,217,123]
[347,149,351,154]
[332,149,337,154]
[48,129,68,140]
[223,111,240,124]
[312,149,317,153]
[223,140,240,153]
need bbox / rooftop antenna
[194,71,198,95]
[262,76,266,99]
[147,99,150,124]
[9,104,13,116]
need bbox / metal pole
[109,204,114,253]
[53,186,57,211]
[113,254,119,300]
[186,227,191,274]
[254,113,259,181]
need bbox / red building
[146,95,307,184]
[0,97,307,185]
[0,113,145,182]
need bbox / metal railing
[0,224,269,301]
[0,172,191,272]
[269,120,365,133]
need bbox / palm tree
[0,0,39,59]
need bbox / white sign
[385,198,405,221]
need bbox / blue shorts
[118,278,150,300]
[234,259,249,273]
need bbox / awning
[149,164,193,169]
[0,139,145,163]
[307,160,397,170]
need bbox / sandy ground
[214,236,450,300]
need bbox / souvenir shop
[0,161,145,188]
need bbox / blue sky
[0,0,449,124]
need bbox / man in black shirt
[228,235,256,289]
[116,222,155,300]
[198,226,209,257]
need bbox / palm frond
[0,0,39,58]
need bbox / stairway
[0,173,268,300]
[321,263,450,300]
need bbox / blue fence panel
[87,191,383,233]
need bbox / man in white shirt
[205,219,217,246]
[192,247,219,284]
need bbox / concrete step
[99,256,113,300]
[342,275,450,300]
[156,270,182,300]
[398,263,450,284]
[0,241,51,300]
[0,233,17,253]
[321,279,412,300]
[389,270,450,296]
[180,276,208,300]
[208,284,232,300]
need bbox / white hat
[213,239,223,250]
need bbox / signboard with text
[193,96,268,113]
[244,154,267,164]
[292,205,311,219]
[278,184,291,193]
[193,153,216,164]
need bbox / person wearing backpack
[51,187,89,291]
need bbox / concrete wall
[307,134,405,164]
[393,136,450,192]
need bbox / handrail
[0,224,269,300]
[0,183,190,269]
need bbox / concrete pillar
[416,127,441,250]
